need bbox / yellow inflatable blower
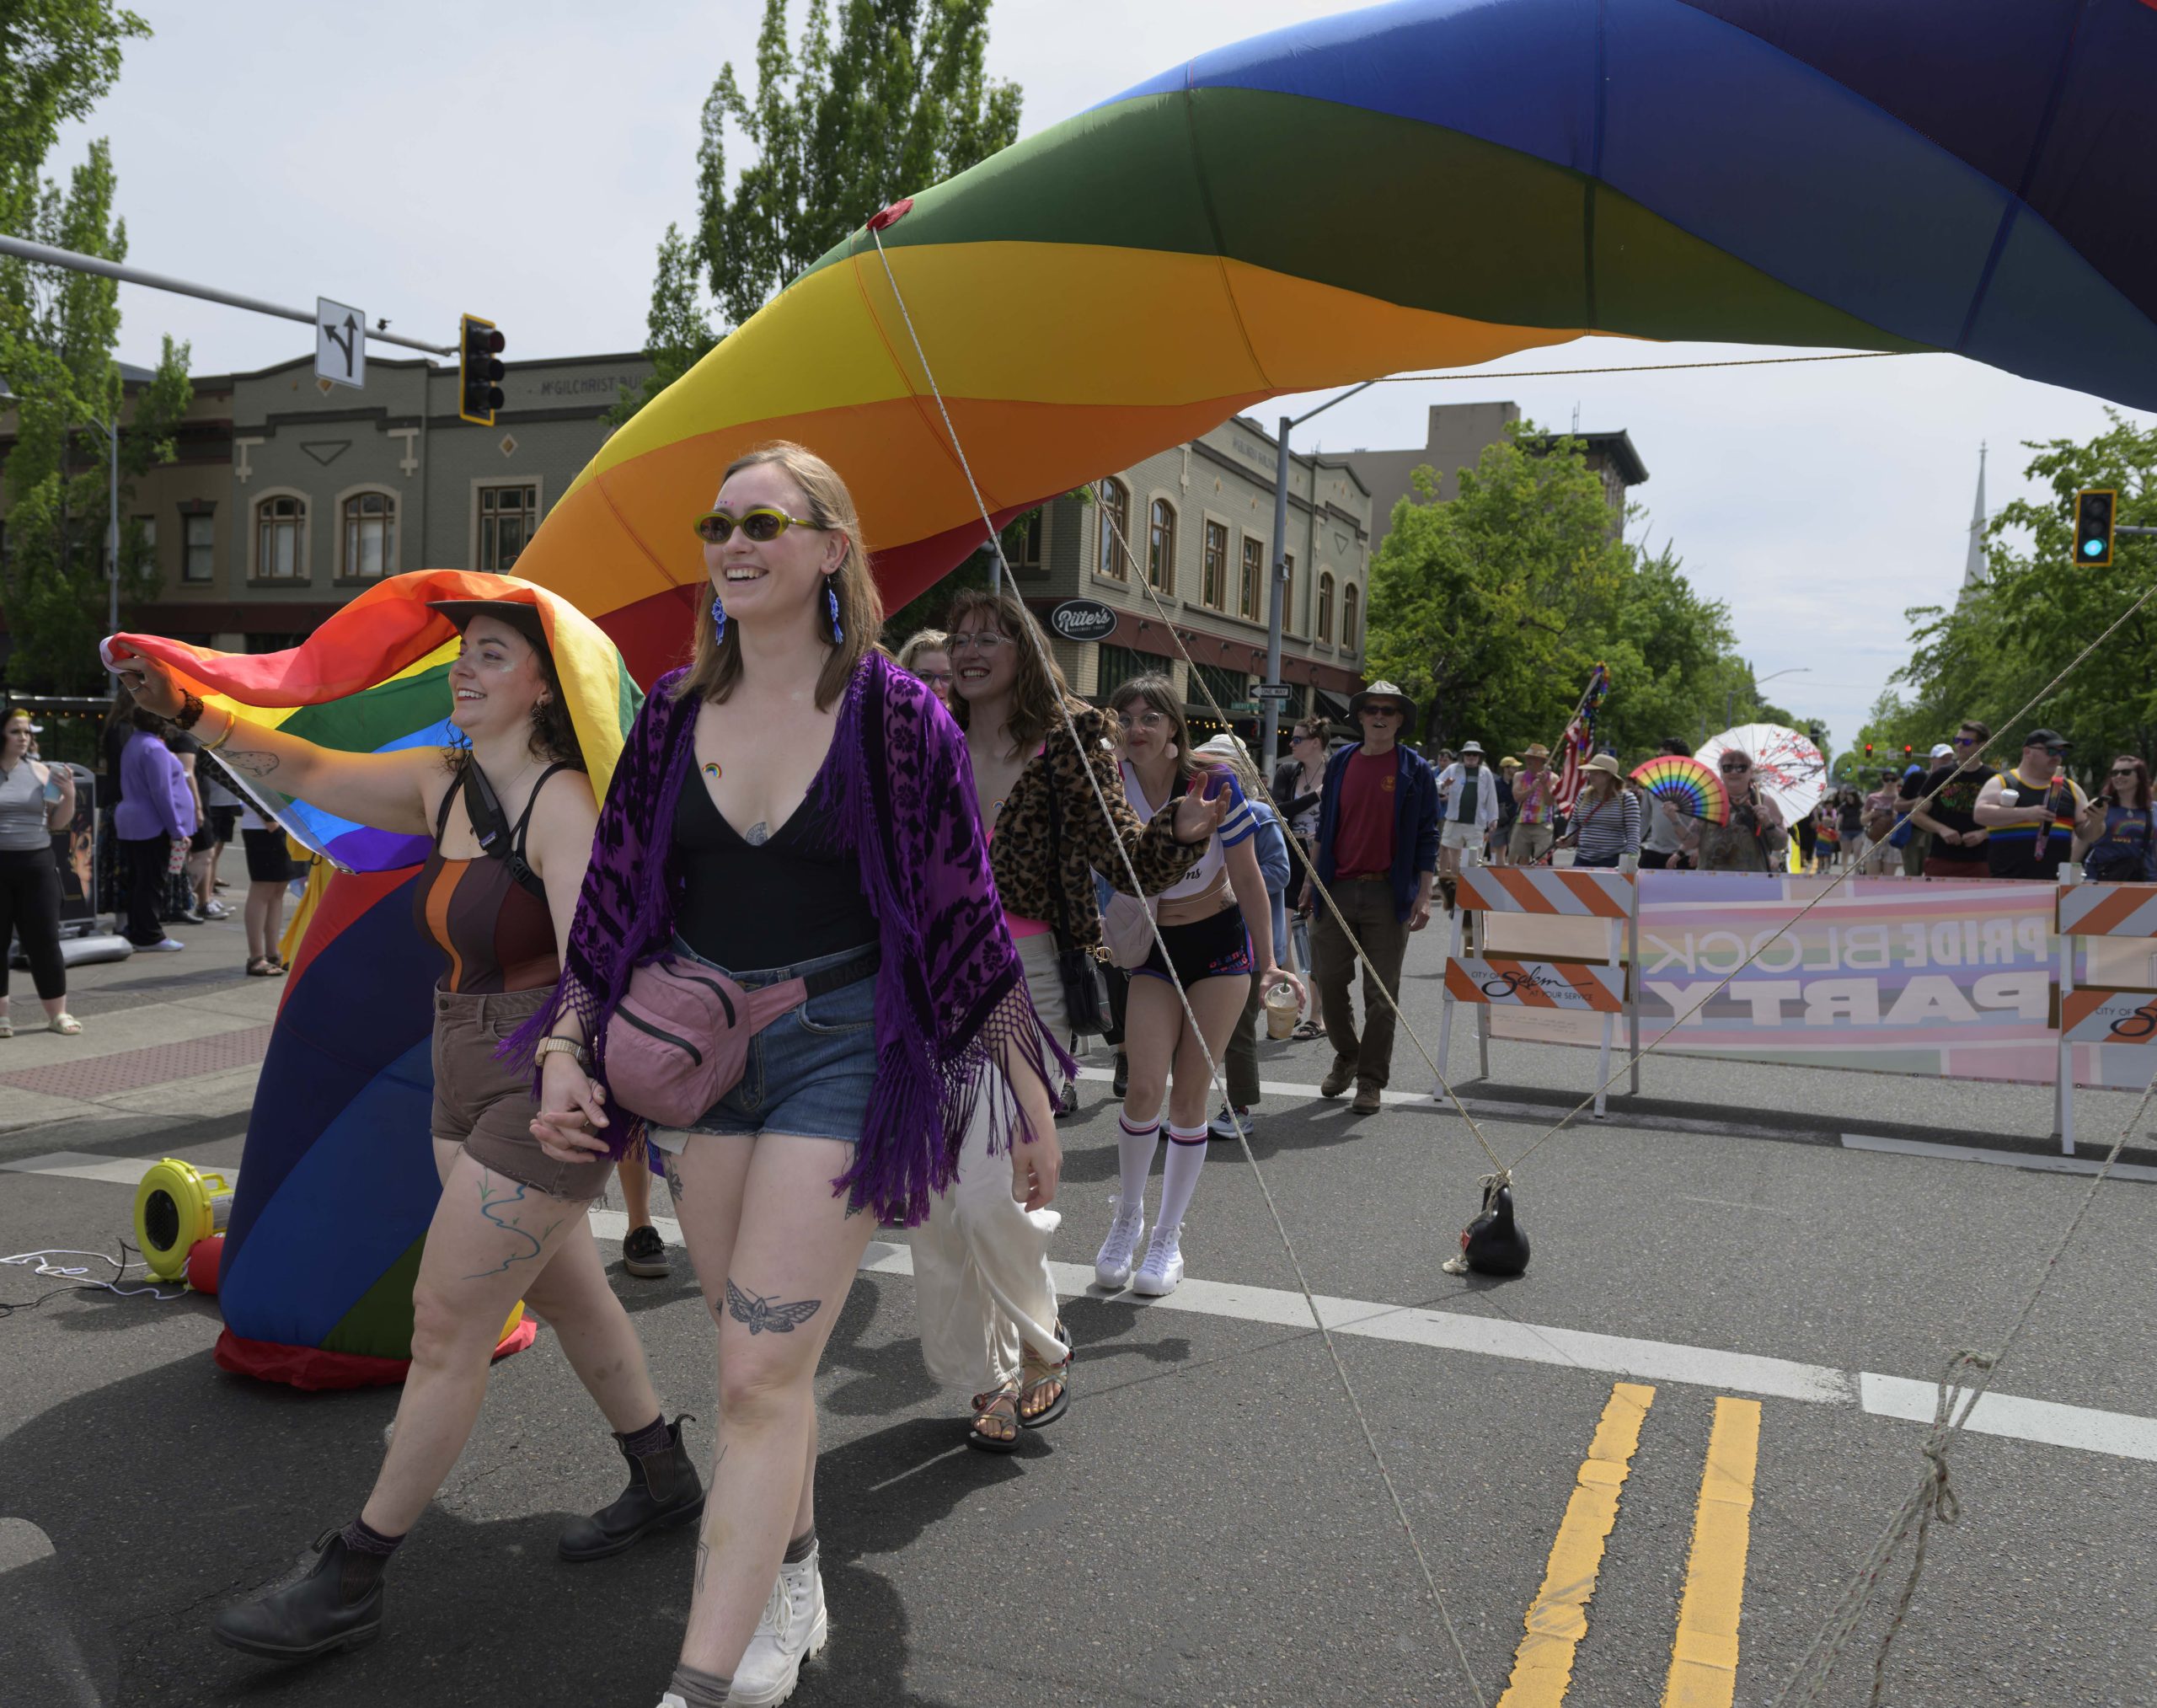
[134,1159,233,1284]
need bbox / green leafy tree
[1,6,190,691]
[1888,411,2157,781]
[615,0,1021,426]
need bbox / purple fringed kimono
[506,651,1073,1227]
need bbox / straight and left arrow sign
[315,296,365,390]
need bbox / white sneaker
[729,1548,827,1706]
[1132,1224,1184,1297]
[1094,1202,1146,1290]
[141,938,185,952]
[1207,1104,1254,1139]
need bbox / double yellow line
[1496,1384,1763,1708]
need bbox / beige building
[0,349,650,659]
[960,413,1373,744]
[1345,400,1647,542]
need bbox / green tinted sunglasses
[693,505,824,545]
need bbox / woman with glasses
[2075,756,2156,881]
[896,628,955,711]
[927,587,1212,1452]
[1678,751,1789,871]
[1558,754,1639,868]
[1271,719,1330,1038]
[1097,677,1300,1298]
[521,443,1070,1708]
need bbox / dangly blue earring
[826,581,844,644]
[709,592,727,645]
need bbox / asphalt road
[3,902,2154,1707]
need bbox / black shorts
[1135,904,1254,989]
[210,806,240,843]
[189,823,216,854]
[241,827,292,883]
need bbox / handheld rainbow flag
[103,570,642,872]
[1630,754,1731,825]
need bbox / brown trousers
[1310,878,1412,1090]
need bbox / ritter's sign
[1047,598,1117,642]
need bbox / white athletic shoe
[729,1547,828,1706]
[1132,1224,1184,1297]
[1094,1202,1146,1290]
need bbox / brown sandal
[1018,1324,1072,1429]
[967,1379,1022,1454]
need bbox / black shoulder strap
[456,760,551,905]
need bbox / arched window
[1148,499,1176,594]
[254,494,305,580]
[1202,521,1228,610]
[1097,479,1131,581]
[340,490,396,580]
[1341,582,1360,651]
[1317,571,1335,643]
[1239,538,1262,620]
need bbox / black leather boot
[558,1416,705,1561]
[211,1531,385,1661]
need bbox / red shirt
[1333,747,1399,880]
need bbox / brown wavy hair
[673,441,882,713]
[444,632,583,775]
[1109,674,1206,789]
[943,587,1081,757]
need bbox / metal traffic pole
[0,233,457,355]
[1261,380,1378,768]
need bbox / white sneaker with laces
[1132,1224,1184,1297]
[729,1547,827,1706]
[1094,1202,1146,1290]
[1207,1104,1255,1139]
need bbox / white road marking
[15,1153,2157,1463]
[1840,1131,2157,1183]
[0,1150,238,1188]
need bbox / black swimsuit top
[672,747,876,970]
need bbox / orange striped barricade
[2053,879,2157,1153]
[1440,865,1639,1117]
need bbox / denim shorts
[645,939,879,1151]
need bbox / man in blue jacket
[1298,681,1439,1114]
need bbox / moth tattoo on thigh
[725,1278,822,1334]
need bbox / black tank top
[672,747,875,971]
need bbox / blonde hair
[896,628,949,672]
[673,441,882,712]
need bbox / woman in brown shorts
[116,595,700,1664]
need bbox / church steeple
[1961,443,1988,595]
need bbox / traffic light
[2074,488,2115,567]
[1864,743,1874,758]
[459,313,506,425]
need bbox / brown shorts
[431,983,614,1202]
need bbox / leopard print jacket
[988,704,1200,951]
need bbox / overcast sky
[54,0,2136,752]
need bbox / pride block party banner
[1484,873,2157,1088]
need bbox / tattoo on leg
[662,1151,686,1201]
[461,1172,565,1279]
[725,1277,822,1334]
[692,1445,726,1593]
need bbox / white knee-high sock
[1116,1113,1160,1215]
[1156,1123,1209,1235]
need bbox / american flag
[1550,663,1610,814]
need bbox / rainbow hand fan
[1630,755,1730,825]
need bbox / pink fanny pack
[604,948,880,1128]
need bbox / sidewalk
[0,862,280,1135]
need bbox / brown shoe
[1351,1081,1384,1115]
[1320,1057,1357,1099]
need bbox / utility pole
[1262,380,1377,766]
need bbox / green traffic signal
[2074,488,2115,568]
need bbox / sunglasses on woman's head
[692,505,822,544]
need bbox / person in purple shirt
[113,709,195,950]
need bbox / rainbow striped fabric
[509,0,2157,683]
[106,570,641,870]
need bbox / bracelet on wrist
[202,708,238,752]
[536,1036,591,1069]
[174,691,206,731]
